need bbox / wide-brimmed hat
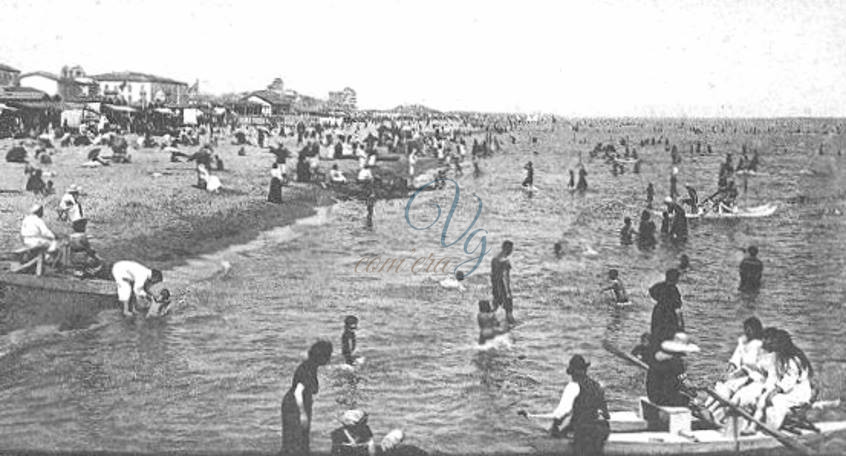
[566,355,590,374]
[67,184,81,193]
[339,409,368,427]
[660,332,700,355]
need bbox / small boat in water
[528,400,846,455]
[0,267,114,297]
[652,204,777,220]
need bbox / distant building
[328,87,357,111]
[17,66,100,101]
[0,63,20,87]
[239,90,291,116]
[91,71,188,105]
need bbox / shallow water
[1,123,845,454]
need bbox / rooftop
[19,71,61,81]
[90,71,188,86]
[243,89,289,106]
[0,63,20,73]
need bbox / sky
[1,0,845,116]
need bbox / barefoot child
[601,269,629,304]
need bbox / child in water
[341,315,359,366]
[631,332,651,362]
[439,270,466,293]
[620,217,636,245]
[145,288,172,317]
[601,269,629,304]
[477,300,509,345]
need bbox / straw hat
[67,184,81,193]
[339,409,368,427]
[660,332,700,355]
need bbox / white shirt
[357,168,374,182]
[271,167,283,180]
[729,336,763,372]
[552,381,581,420]
[112,261,153,298]
[21,214,55,240]
[330,169,347,183]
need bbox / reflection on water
[1,125,845,453]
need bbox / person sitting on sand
[58,184,84,223]
[111,260,163,317]
[477,300,508,345]
[24,167,46,195]
[330,164,348,184]
[20,204,59,257]
[330,409,375,456]
[357,165,374,183]
[601,269,629,304]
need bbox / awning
[154,108,174,115]
[103,104,137,113]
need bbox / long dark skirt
[268,177,283,203]
[281,392,309,455]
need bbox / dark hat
[566,355,590,374]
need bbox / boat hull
[531,421,846,455]
[0,271,115,297]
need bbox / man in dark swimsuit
[491,240,515,325]
[738,246,763,292]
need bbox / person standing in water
[646,183,654,208]
[491,240,515,325]
[365,186,376,230]
[738,246,763,292]
[522,161,534,188]
[619,217,636,245]
[637,210,657,250]
[341,315,359,366]
[576,166,588,192]
[281,340,333,455]
[601,269,629,304]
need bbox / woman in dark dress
[637,210,657,250]
[576,166,588,192]
[281,340,332,455]
[268,163,283,204]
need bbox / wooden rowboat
[529,410,846,455]
[0,269,115,297]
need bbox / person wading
[490,240,515,325]
[549,355,610,456]
[739,246,763,292]
[281,340,333,455]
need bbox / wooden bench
[8,245,46,276]
[639,397,692,435]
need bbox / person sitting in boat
[704,317,765,423]
[111,260,163,317]
[600,269,629,304]
[646,332,700,407]
[548,355,610,456]
[20,204,60,260]
[477,300,508,345]
[751,329,814,433]
[330,164,348,185]
[330,409,375,456]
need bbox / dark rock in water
[5,146,27,163]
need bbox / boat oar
[703,388,814,456]
[601,339,649,371]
